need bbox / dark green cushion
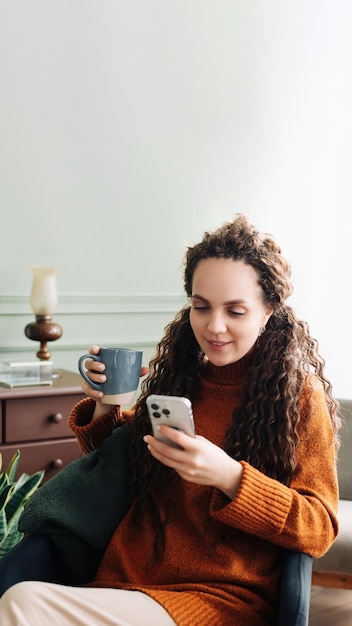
[19,422,133,584]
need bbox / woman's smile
[206,339,232,351]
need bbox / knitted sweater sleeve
[68,397,135,454]
[210,380,339,559]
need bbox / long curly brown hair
[129,214,340,557]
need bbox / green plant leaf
[6,505,23,532]
[5,451,20,483]
[0,509,23,558]
[0,472,9,494]
[12,473,30,490]
[5,471,44,523]
[0,508,7,543]
[0,483,13,513]
[0,450,45,559]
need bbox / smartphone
[146,394,196,448]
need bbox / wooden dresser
[0,369,85,482]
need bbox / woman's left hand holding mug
[80,345,110,418]
[79,344,148,419]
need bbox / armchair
[0,534,312,625]
[312,398,352,589]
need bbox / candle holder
[24,267,63,361]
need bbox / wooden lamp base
[25,315,63,360]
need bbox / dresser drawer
[0,439,82,483]
[5,394,84,443]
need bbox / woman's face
[190,258,273,367]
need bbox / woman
[0,215,340,625]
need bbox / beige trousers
[0,581,177,626]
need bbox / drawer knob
[51,412,63,423]
[52,458,63,469]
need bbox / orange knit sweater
[69,359,339,626]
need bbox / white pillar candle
[30,267,58,316]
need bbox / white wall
[0,1,351,396]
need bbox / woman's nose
[207,312,227,334]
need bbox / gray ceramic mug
[78,347,143,405]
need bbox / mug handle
[78,353,102,391]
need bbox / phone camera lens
[152,411,161,418]
[162,409,170,416]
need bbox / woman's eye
[229,310,245,317]
[193,306,209,311]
